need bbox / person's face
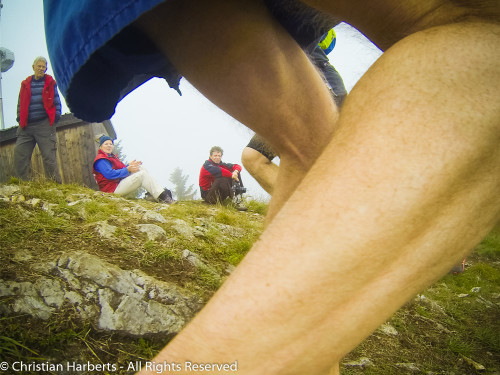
[210,151,222,164]
[100,140,114,154]
[32,60,47,80]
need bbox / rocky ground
[0,181,498,374]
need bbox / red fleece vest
[93,149,128,193]
[18,75,57,128]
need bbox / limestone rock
[171,218,195,239]
[97,288,185,335]
[11,194,25,203]
[396,363,420,372]
[193,225,209,238]
[0,184,20,197]
[41,202,58,216]
[36,278,65,308]
[136,223,166,241]
[182,249,221,282]
[0,280,54,320]
[142,209,167,223]
[66,193,91,203]
[67,198,92,206]
[378,323,399,336]
[0,251,201,337]
[26,197,42,207]
[344,357,374,368]
[460,355,486,371]
[94,221,117,239]
[46,188,64,197]
[225,264,236,274]
[13,249,33,262]
[216,223,245,238]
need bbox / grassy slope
[343,235,500,374]
[0,180,266,371]
[0,181,498,374]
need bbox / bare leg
[138,20,500,374]
[136,0,338,220]
[241,147,279,195]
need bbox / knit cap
[99,135,113,146]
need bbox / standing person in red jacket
[199,146,246,211]
[14,56,62,183]
[93,135,174,204]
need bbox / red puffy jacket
[93,149,128,192]
[18,75,57,128]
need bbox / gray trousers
[14,118,62,183]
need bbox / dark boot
[158,189,175,204]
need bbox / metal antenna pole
[0,1,16,130]
[0,69,4,130]
[0,0,4,130]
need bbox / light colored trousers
[114,168,163,198]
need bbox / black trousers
[203,177,234,204]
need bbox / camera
[232,180,247,196]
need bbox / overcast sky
[0,0,382,200]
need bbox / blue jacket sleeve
[95,159,129,180]
[54,83,62,122]
[203,161,224,178]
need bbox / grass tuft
[1,181,499,374]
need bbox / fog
[0,0,382,200]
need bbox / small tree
[169,167,197,200]
[113,140,127,162]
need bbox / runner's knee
[242,147,271,174]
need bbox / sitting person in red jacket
[199,146,246,211]
[93,135,174,203]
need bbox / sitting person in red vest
[199,146,247,211]
[93,135,174,203]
